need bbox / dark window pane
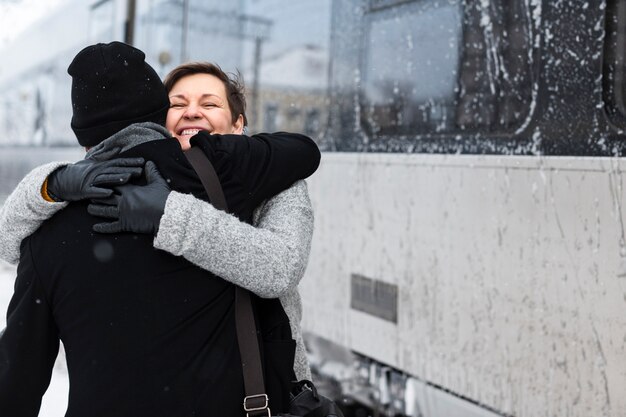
[603,0,626,126]
[362,1,462,136]
[360,0,534,139]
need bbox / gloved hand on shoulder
[46,157,145,201]
[87,161,171,234]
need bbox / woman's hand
[46,157,145,201]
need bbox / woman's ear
[232,114,245,134]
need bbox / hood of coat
[85,122,172,162]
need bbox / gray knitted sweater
[0,125,313,380]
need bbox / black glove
[46,157,145,201]
[87,161,171,234]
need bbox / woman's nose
[183,105,201,119]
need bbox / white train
[1,1,624,416]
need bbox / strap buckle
[243,393,271,417]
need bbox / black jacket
[0,131,320,417]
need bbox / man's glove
[46,157,145,201]
[87,161,171,234]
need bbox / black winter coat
[0,131,320,417]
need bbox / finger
[87,204,120,219]
[144,161,166,184]
[97,165,144,177]
[92,173,132,187]
[93,221,123,234]
[83,187,114,199]
[104,157,145,168]
[90,194,120,206]
[92,169,142,186]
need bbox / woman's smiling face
[166,73,244,150]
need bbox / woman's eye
[170,103,185,108]
[202,103,217,108]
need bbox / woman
[0,61,314,386]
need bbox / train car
[1,1,625,416]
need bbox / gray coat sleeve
[153,180,314,298]
[0,162,70,264]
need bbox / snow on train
[1,0,625,416]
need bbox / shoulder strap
[184,146,228,211]
[183,146,270,416]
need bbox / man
[0,42,319,416]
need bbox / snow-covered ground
[0,260,69,416]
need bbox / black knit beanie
[68,41,169,147]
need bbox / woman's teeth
[181,129,201,136]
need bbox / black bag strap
[236,287,272,416]
[184,146,271,417]
[184,146,228,211]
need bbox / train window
[361,1,462,136]
[604,0,626,127]
[360,0,534,139]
